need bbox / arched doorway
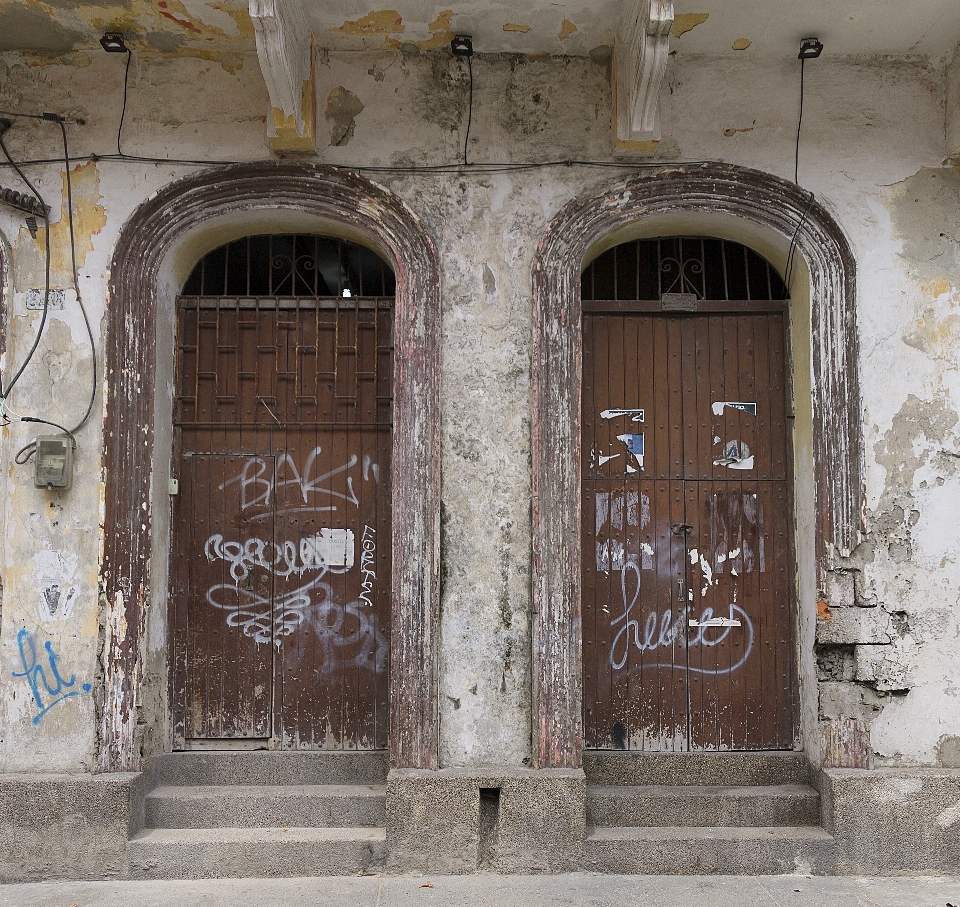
[171,234,395,749]
[580,236,797,751]
[530,163,863,769]
[99,163,440,771]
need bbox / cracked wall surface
[0,44,958,771]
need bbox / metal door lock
[671,523,694,535]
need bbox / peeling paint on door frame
[101,162,441,772]
[530,162,863,769]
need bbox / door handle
[671,523,694,536]
[677,579,684,602]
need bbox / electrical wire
[117,48,132,156]
[784,189,815,289]
[12,118,98,463]
[14,417,76,464]
[0,151,726,173]
[57,117,97,435]
[463,55,473,166]
[0,122,51,402]
[0,117,96,461]
[795,57,806,185]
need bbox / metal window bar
[182,235,394,300]
[582,236,788,302]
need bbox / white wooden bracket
[615,0,674,154]
[249,0,311,136]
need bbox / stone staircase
[127,752,387,879]
[582,751,838,874]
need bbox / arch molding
[530,163,863,768]
[99,162,441,771]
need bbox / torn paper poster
[714,440,754,469]
[598,453,620,466]
[601,408,645,423]
[301,528,355,568]
[617,433,645,467]
[33,548,81,621]
[689,617,742,628]
[712,401,757,416]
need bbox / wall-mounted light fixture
[798,37,823,60]
[100,32,128,53]
[451,35,474,57]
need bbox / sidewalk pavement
[1,874,958,907]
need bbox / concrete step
[583,751,810,787]
[583,825,838,875]
[148,751,389,787]
[127,826,385,879]
[586,783,821,828]
[145,783,387,829]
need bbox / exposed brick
[816,608,893,645]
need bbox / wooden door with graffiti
[581,237,797,751]
[171,235,393,749]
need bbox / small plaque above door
[661,293,699,312]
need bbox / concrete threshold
[1,873,958,907]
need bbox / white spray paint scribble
[358,524,377,608]
[610,561,754,674]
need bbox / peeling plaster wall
[947,43,960,162]
[0,44,957,772]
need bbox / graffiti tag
[609,561,754,675]
[11,628,91,725]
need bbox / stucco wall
[0,44,958,772]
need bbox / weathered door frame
[530,163,863,769]
[99,162,441,771]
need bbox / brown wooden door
[172,296,392,749]
[582,311,796,751]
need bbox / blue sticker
[617,433,644,457]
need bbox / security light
[798,37,823,60]
[100,33,128,53]
[451,35,474,57]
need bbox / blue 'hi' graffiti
[11,628,91,725]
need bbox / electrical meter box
[34,435,74,490]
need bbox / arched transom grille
[182,234,396,298]
[582,236,788,305]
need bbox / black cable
[14,418,76,464]
[0,123,51,400]
[785,189,815,288]
[13,120,99,464]
[58,117,97,435]
[117,48,132,156]
[795,57,805,185]
[2,149,733,173]
[464,55,473,166]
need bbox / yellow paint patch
[26,163,107,282]
[503,23,531,33]
[671,12,709,38]
[270,68,316,153]
[18,51,92,68]
[922,278,950,297]
[559,19,577,40]
[732,37,751,50]
[723,127,753,136]
[332,10,405,36]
